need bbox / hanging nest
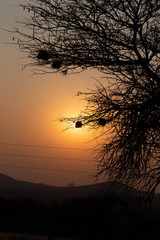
[62,69,68,75]
[98,118,107,126]
[75,121,83,128]
[37,49,50,61]
[52,60,62,69]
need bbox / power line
[0,153,93,162]
[0,142,87,151]
[0,164,94,175]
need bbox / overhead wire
[0,153,93,162]
[0,142,87,151]
[0,164,94,175]
[0,142,95,175]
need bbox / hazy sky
[0,0,104,186]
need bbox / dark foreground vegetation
[0,191,160,240]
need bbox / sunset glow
[0,1,102,186]
[0,1,159,239]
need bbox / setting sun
[0,0,159,239]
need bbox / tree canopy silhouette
[13,0,160,199]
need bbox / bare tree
[12,0,160,199]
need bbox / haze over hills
[0,173,160,208]
[0,173,116,203]
[1,173,160,240]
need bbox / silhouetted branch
[12,0,160,202]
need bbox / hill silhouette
[0,173,123,203]
[0,173,160,240]
[0,173,160,206]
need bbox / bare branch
[12,0,160,202]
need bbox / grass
[0,233,77,240]
[0,233,47,240]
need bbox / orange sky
[0,0,105,186]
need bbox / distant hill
[0,173,120,203]
[0,173,159,207]
[1,173,160,240]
